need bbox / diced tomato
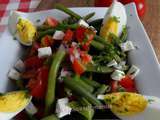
[119,75,137,92]
[24,56,44,69]
[72,59,85,75]
[82,34,94,51]
[41,35,53,47]
[80,51,92,64]
[28,66,49,99]
[29,42,41,56]
[68,47,75,55]
[76,26,86,42]
[63,29,74,42]
[21,69,37,79]
[111,80,118,92]
[45,17,59,27]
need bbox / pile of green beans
[45,49,66,115]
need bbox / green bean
[83,12,95,21]
[74,76,94,93]
[45,49,66,115]
[91,40,105,50]
[37,25,52,31]
[38,29,55,40]
[94,85,110,96]
[64,77,102,106]
[37,23,78,40]
[55,4,82,20]
[120,26,127,42]
[94,35,109,45]
[56,23,78,30]
[81,77,101,88]
[86,65,113,73]
[41,114,59,120]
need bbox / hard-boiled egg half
[0,91,31,120]
[100,1,127,40]
[98,92,148,116]
[8,11,36,46]
[16,18,36,46]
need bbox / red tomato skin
[82,34,94,51]
[63,29,74,42]
[80,52,92,64]
[95,0,113,7]
[28,66,49,99]
[135,0,146,17]
[29,42,41,56]
[41,35,53,47]
[110,80,118,92]
[24,56,44,69]
[119,75,137,92]
[72,59,85,75]
[76,27,86,42]
[45,17,59,27]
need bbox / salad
[1,1,149,120]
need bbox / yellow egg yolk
[16,18,36,45]
[104,92,148,116]
[0,91,30,112]
[100,17,118,41]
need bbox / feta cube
[127,65,140,79]
[111,70,125,81]
[14,59,25,72]
[25,102,37,115]
[107,59,118,67]
[56,98,72,118]
[58,68,71,82]
[38,47,52,58]
[78,19,89,27]
[114,61,126,70]
[53,30,65,40]
[97,95,105,100]
[120,41,135,52]
[8,68,21,80]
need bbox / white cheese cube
[97,95,105,100]
[78,19,89,27]
[8,68,21,80]
[25,102,37,115]
[58,68,71,82]
[120,41,135,52]
[111,70,125,81]
[14,59,25,72]
[114,61,126,70]
[56,98,72,118]
[127,65,140,79]
[53,30,65,40]
[107,59,118,67]
[38,47,52,58]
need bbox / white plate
[0,3,160,120]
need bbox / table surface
[37,0,160,61]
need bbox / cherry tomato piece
[45,17,59,27]
[72,59,86,75]
[63,29,74,42]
